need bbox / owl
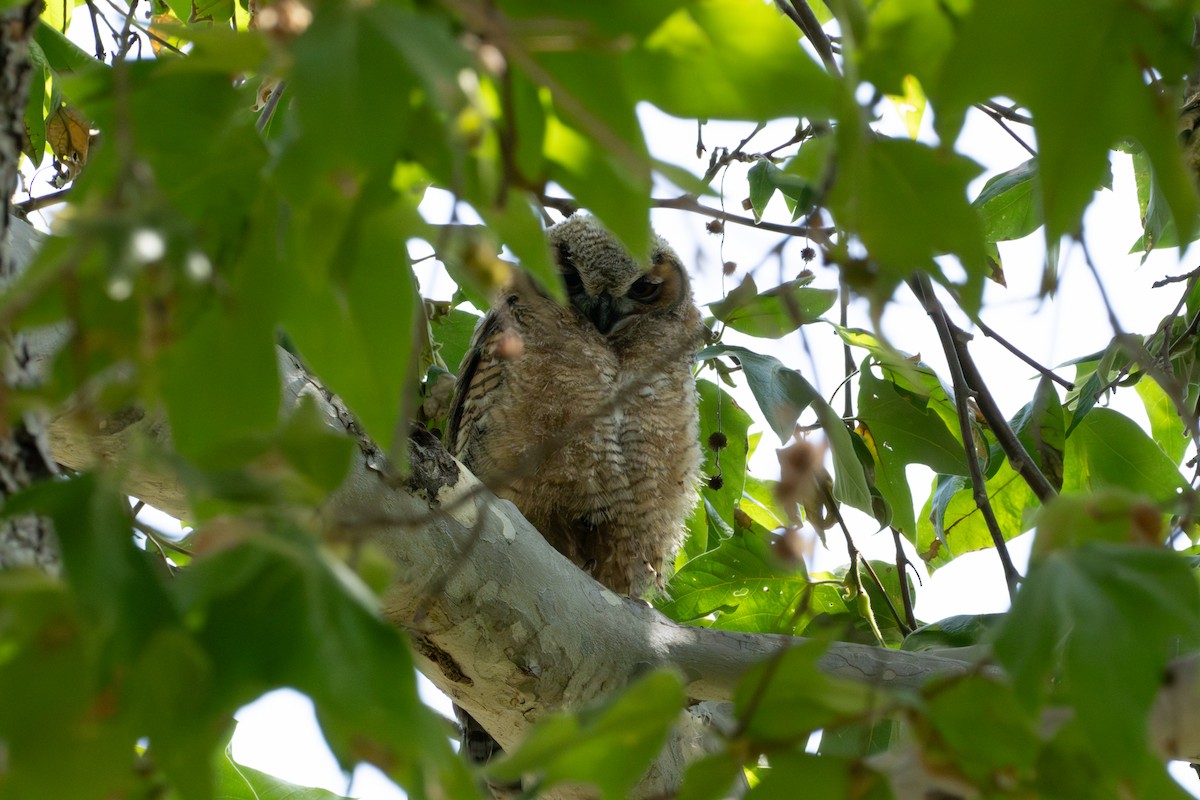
[447,214,705,597]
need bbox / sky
[22,7,1200,797]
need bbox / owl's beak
[578,291,620,334]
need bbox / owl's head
[547,215,694,337]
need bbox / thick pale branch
[42,345,1200,776]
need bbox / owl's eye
[561,267,585,294]
[627,275,663,303]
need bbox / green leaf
[161,294,280,468]
[1031,489,1170,556]
[541,103,652,264]
[0,572,136,800]
[287,4,445,179]
[709,273,837,339]
[828,131,987,308]
[818,719,894,758]
[745,159,819,224]
[859,0,957,95]
[924,676,1039,785]
[1008,375,1066,492]
[902,613,1003,652]
[748,752,871,799]
[282,199,422,456]
[23,42,47,164]
[1061,408,1188,504]
[1136,375,1188,466]
[214,740,352,799]
[741,474,789,531]
[487,670,686,800]
[700,344,873,516]
[180,528,467,796]
[7,474,176,654]
[931,0,1197,247]
[916,458,1035,569]
[35,23,103,75]
[627,0,841,121]
[700,344,817,442]
[476,193,559,304]
[995,542,1200,772]
[734,642,876,745]
[659,526,827,635]
[676,752,744,800]
[973,158,1042,242]
[858,364,969,539]
[430,307,483,375]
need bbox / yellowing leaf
[46,105,91,175]
[886,75,926,139]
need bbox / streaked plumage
[447,214,705,596]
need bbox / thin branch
[777,0,840,78]
[974,318,1074,391]
[1080,239,1200,461]
[950,323,1058,503]
[974,103,1036,157]
[652,194,834,244]
[701,122,766,185]
[83,0,107,61]
[980,101,1034,126]
[890,527,917,631]
[541,192,834,243]
[840,278,853,418]
[14,188,72,214]
[826,487,912,638]
[909,274,1020,599]
[1152,267,1200,289]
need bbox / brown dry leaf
[46,105,91,174]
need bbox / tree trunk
[0,4,61,573]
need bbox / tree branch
[908,273,1021,598]
[14,214,1200,791]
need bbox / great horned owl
[447,214,705,597]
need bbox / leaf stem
[825,487,912,637]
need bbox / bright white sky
[23,9,1200,796]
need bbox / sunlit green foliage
[5,0,1200,796]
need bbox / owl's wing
[446,309,506,460]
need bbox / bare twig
[974,103,1036,157]
[776,0,840,78]
[949,324,1058,503]
[840,278,853,418]
[1080,239,1200,459]
[826,487,912,638]
[701,122,766,185]
[84,0,107,61]
[1152,267,1200,289]
[14,188,72,214]
[974,318,1074,391]
[653,194,835,244]
[909,273,1020,599]
[890,527,917,632]
[980,101,1034,126]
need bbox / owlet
[447,214,705,597]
